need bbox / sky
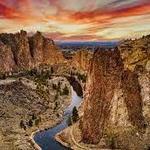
[0,0,150,41]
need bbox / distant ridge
[56,41,119,49]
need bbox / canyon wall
[0,30,64,73]
[71,49,93,72]
[81,36,150,148]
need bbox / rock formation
[80,35,150,148]
[0,30,32,70]
[81,49,125,144]
[0,30,64,73]
[118,35,150,71]
[72,49,93,72]
[0,41,15,73]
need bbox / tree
[32,114,37,120]
[20,120,26,130]
[35,119,40,126]
[72,106,79,123]
[51,67,54,74]
[67,115,72,126]
[62,86,69,95]
[28,119,33,127]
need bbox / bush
[77,73,86,83]
[20,120,26,130]
[61,86,69,95]
[28,119,33,127]
[67,115,72,126]
[32,114,37,120]
[72,106,79,123]
[52,83,57,90]
[35,118,40,126]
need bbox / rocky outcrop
[0,30,32,70]
[81,49,124,144]
[80,35,150,148]
[0,41,15,73]
[72,49,93,72]
[118,35,150,71]
[0,30,64,73]
[121,70,145,129]
[29,31,44,66]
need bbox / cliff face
[0,30,32,70]
[72,49,93,72]
[0,30,64,73]
[0,41,15,73]
[43,38,64,64]
[118,35,150,71]
[81,49,125,144]
[81,36,150,147]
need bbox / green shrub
[28,119,33,127]
[35,118,40,126]
[20,120,26,130]
[67,115,72,126]
[32,114,37,120]
[77,73,86,83]
[72,106,79,123]
[61,86,69,95]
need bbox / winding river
[33,87,82,150]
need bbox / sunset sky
[0,0,150,41]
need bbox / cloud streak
[0,0,150,41]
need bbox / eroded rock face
[118,35,150,71]
[0,41,15,73]
[43,38,64,65]
[29,31,64,67]
[121,70,145,129]
[80,35,150,148]
[0,30,64,73]
[29,31,44,66]
[72,49,93,72]
[81,49,124,144]
[0,30,32,70]
[81,48,148,145]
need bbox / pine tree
[72,106,79,123]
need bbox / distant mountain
[56,41,119,50]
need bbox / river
[33,87,82,150]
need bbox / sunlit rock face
[0,30,32,70]
[81,46,148,145]
[43,38,64,65]
[121,70,145,128]
[29,31,44,66]
[72,49,93,72]
[81,49,124,144]
[119,35,150,126]
[0,41,15,73]
[0,30,64,73]
[118,35,150,72]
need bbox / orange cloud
[0,0,150,41]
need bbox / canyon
[0,31,149,149]
[56,35,150,150]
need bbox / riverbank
[33,87,83,150]
[55,121,108,150]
